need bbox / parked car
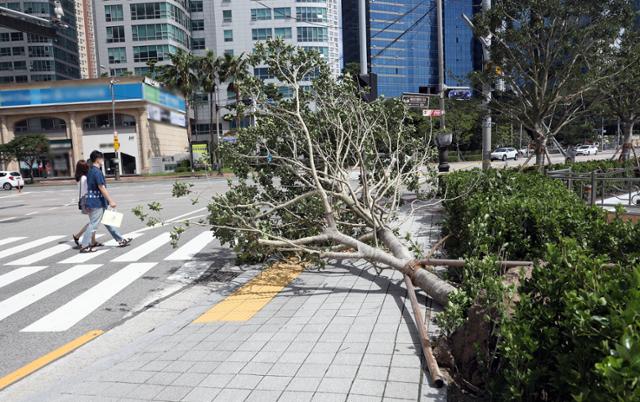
[491,147,518,161]
[0,171,25,190]
[575,144,598,156]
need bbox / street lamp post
[436,132,452,173]
[109,78,122,180]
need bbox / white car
[491,147,518,161]
[0,171,25,190]
[575,145,598,156]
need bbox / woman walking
[79,151,132,253]
[72,160,99,248]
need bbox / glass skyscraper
[342,0,479,98]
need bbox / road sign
[422,109,445,117]
[401,93,434,108]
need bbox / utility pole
[480,0,492,170]
[436,0,446,129]
[358,0,368,75]
[109,78,122,180]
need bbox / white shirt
[79,175,88,197]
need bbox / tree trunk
[209,91,216,169]
[621,120,635,161]
[186,98,195,173]
[215,90,223,175]
[236,90,241,132]
[533,130,547,169]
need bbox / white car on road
[0,171,25,190]
[491,147,518,161]
[575,144,598,156]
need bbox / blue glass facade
[342,0,478,98]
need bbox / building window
[222,10,232,23]
[252,28,272,41]
[224,30,233,42]
[303,46,328,58]
[0,62,13,71]
[134,67,151,76]
[132,24,189,46]
[130,3,190,29]
[191,19,204,31]
[297,27,327,42]
[106,26,125,43]
[110,68,129,76]
[31,74,53,81]
[254,67,273,80]
[13,61,26,70]
[10,32,23,41]
[251,8,271,21]
[29,59,52,71]
[28,45,52,57]
[0,33,9,42]
[133,44,177,62]
[0,47,10,57]
[224,49,233,56]
[15,75,28,83]
[189,0,203,12]
[104,5,123,22]
[108,47,127,64]
[191,37,205,50]
[296,7,327,22]
[274,27,292,39]
[12,46,24,56]
[274,7,291,20]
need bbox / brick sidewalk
[23,206,447,402]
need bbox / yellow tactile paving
[194,262,304,322]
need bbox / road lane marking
[59,249,109,264]
[112,232,170,262]
[0,217,17,223]
[0,264,102,322]
[166,208,207,223]
[0,192,31,199]
[164,232,214,261]
[6,244,72,266]
[0,236,65,260]
[194,262,304,323]
[0,266,48,290]
[103,232,145,247]
[0,330,103,390]
[23,263,157,332]
[0,237,26,247]
[25,211,38,216]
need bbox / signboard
[0,83,143,108]
[401,93,433,108]
[170,111,186,127]
[143,85,186,113]
[448,89,472,100]
[113,136,120,152]
[147,104,186,128]
[423,109,445,117]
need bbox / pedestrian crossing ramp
[0,230,217,333]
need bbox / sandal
[91,242,104,247]
[117,238,132,248]
[79,246,97,253]
[72,234,80,247]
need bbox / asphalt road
[0,177,231,378]
[449,149,616,171]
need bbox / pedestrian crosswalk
[0,229,216,333]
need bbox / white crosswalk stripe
[6,244,72,266]
[23,263,157,332]
[103,232,145,247]
[0,236,65,260]
[165,231,214,261]
[112,232,171,262]
[59,249,110,264]
[0,237,26,247]
[0,264,102,322]
[0,266,48,290]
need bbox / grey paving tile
[277,352,308,364]
[387,367,422,383]
[211,388,251,402]
[147,372,182,386]
[345,394,382,402]
[390,353,420,368]
[240,362,274,375]
[190,361,221,374]
[101,383,138,398]
[245,389,281,402]
[253,351,282,363]
[350,379,386,397]
[285,377,321,392]
[355,365,388,381]
[332,353,362,366]
[226,374,263,390]
[316,377,353,394]
[199,374,233,388]
[255,375,292,391]
[361,353,392,367]
[163,361,196,373]
[305,353,335,364]
[127,384,165,400]
[155,385,192,401]
[324,364,359,379]
[212,361,245,374]
[172,372,207,387]
[226,351,257,362]
[180,386,219,402]
[141,360,173,372]
[268,362,301,376]
[310,392,347,402]
[384,381,419,400]
[279,391,314,402]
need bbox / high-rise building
[0,0,80,83]
[93,0,192,77]
[75,0,98,78]
[342,0,479,98]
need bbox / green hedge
[438,169,640,400]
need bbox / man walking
[79,150,132,252]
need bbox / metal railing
[547,168,640,209]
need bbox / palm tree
[220,53,250,132]
[199,50,223,171]
[156,49,198,171]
